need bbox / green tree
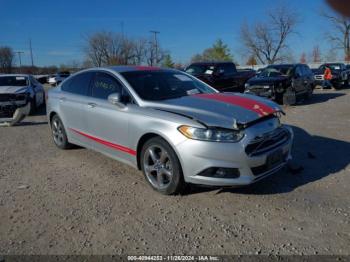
[162,54,175,68]
[191,39,233,62]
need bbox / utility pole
[150,30,160,66]
[120,21,125,38]
[29,38,34,67]
[14,51,24,73]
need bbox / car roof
[0,74,30,77]
[108,65,165,73]
[267,64,296,68]
[189,62,233,66]
[322,63,344,66]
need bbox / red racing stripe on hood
[194,93,277,117]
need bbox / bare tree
[84,31,167,67]
[145,38,167,66]
[300,52,307,64]
[322,11,350,60]
[0,46,15,73]
[246,55,257,66]
[240,5,299,64]
[311,45,322,63]
[132,38,147,65]
[325,48,338,62]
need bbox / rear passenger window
[91,72,122,100]
[61,72,93,96]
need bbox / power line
[14,51,24,72]
[29,38,34,67]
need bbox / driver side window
[91,72,122,100]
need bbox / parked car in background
[0,74,45,126]
[313,63,350,89]
[35,75,50,84]
[185,62,255,92]
[245,64,314,105]
[47,66,293,195]
[48,72,70,86]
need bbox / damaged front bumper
[245,87,275,99]
[0,99,30,126]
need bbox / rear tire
[51,115,72,149]
[141,137,185,195]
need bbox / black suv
[245,64,315,105]
[185,62,255,92]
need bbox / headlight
[245,83,250,88]
[15,92,29,101]
[178,125,244,143]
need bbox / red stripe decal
[134,66,160,71]
[194,93,276,117]
[69,128,136,156]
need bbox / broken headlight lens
[178,125,244,143]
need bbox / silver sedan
[46,66,293,195]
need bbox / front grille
[0,105,16,118]
[251,152,288,176]
[0,94,26,102]
[245,128,291,156]
[247,86,272,97]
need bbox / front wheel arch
[136,133,164,170]
[49,111,58,125]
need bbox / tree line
[1,3,350,74]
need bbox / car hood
[0,86,29,94]
[247,76,289,86]
[147,93,283,129]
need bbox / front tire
[51,115,72,149]
[29,97,36,115]
[141,137,185,195]
[283,88,297,105]
[305,84,313,99]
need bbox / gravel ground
[0,88,349,255]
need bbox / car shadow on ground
[183,125,350,196]
[296,91,346,106]
[14,121,48,126]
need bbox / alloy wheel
[52,118,64,146]
[143,145,173,190]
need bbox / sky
[0,0,336,66]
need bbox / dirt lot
[0,88,349,255]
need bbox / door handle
[87,102,97,108]
[59,97,66,102]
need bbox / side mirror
[108,93,126,109]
